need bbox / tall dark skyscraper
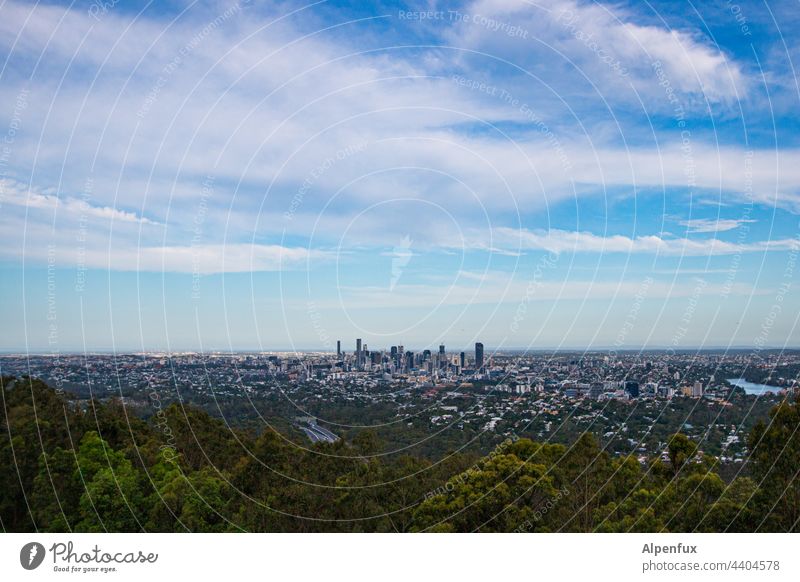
[356,338,362,369]
[336,340,341,358]
[475,342,484,371]
[460,351,466,369]
[625,381,640,398]
[439,344,445,355]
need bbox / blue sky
[1,0,799,352]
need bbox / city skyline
[4,343,799,355]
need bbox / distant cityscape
[2,345,797,466]
[338,338,485,376]
[5,340,795,398]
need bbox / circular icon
[20,542,46,570]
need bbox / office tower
[475,342,484,371]
[625,380,640,398]
[439,344,445,356]
[390,346,398,358]
[356,338,362,369]
[460,351,466,369]
[336,340,341,358]
[405,351,413,371]
[423,349,431,361]
[692,381,704,398]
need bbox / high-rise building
[624,380,640,398]
[356,338,362,369]
[460,351,466,369]
[475,342,484,371]
[336,340,341,358]
[439,344,445,356]
[692,381,704,398]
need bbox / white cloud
[0,0,796,277]
[325,275,757,310]
[489,227,799,256]
[679,218,756,233]
[455,0,748,105]
[457,270,490,281]
[0,178,160,225]
[2,239,322,274]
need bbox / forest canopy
[2,376,799,533]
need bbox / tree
[700,477,758,532]
[412,439,557,532]
[32,447,81,531]
[748,400,800,531]
[666,433,698,477]
[74,432,146,532]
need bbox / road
[300,421,339,443]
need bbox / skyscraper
[460,351,466,369]
[356,338,362,369]
[475,342,484,371]
[692,381,704,398]
[625,380,640,398]
[336,340,341,358]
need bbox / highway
[300,421,339,443]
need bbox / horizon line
[2,346,799,356]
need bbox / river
[726,378,783,394]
